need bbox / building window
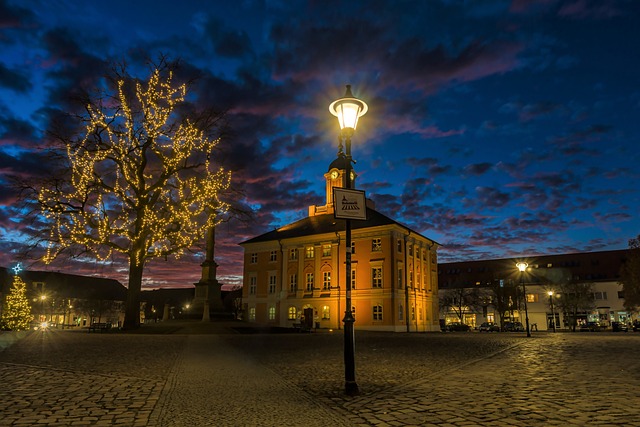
[351,269,356,289]
[288,306,297,320]
[373,305,383,321]
[595,292,608,300]
[398,268,403,289]
[411,305,415,320]
[372,267,383,288]
[372,238,382,252]
[526,294,538,303]
[322,305,330,320]
[305,246,315,259]
[423,250,427,261]
[289,274,297,292]
[249,307,256,321]
[250,253,258,264]
[306,273,314,291]
[398,304,404,320]
[323,271,331,290]
[408,245,413,257]
[249,276,257,295]
[409,270,413,288]
[268,274,277,294]
[322,244,331,257]
[289,248,298,260]
[351,241,356,254]
[397,239,402,252]
[269,250,277,262]
[268,306,276,320]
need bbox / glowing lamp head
[548,290,554,296]
[329,85,368,131]
[516,262,528,272]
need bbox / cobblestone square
[1,322,639,426]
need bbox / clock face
[331,171,338,179]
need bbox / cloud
[0,63,31,92]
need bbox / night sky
[1,0,638,289]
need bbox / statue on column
[193,225,224,320]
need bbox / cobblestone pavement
[1,323,639,426]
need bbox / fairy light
[38,67,231,269]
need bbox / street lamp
[330,84,368,396]
[516,262,531,337]
[548,290,556,332]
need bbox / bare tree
[36,60,231,329]
[620,235,640,314]
[555,281,596,332]
[439,287,483,324]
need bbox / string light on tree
[37,62,231,329]
[1,274,33,331]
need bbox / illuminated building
[240,155,440,332]
[438,250,633,330]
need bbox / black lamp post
[329,85,368,396]
[516,262,531,337]
[548,290,556,332]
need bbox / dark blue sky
[1,0,638,288]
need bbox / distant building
[240,153,440,332]
[438,250,631,330]
[0,266,127,328]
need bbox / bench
[88,323,111,333]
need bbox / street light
[548,290,556,332]
[516,262,531,337]
[330,84,368,396]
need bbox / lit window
[373,305,383,321]
[268,274,277,294]
[306,273,314,291]
[289,274,297,292]
[268,306,276,320]
[305,246,315,259]
[289,248,298,260]
[323,271,331,290]
[408,245,413,257]
[249,276,257,295]
[322,244,331,257]
[249,307,256,321]
[270,251,277,262]
[322,305,330,320]
[250,253,258,264]
[398,305,404,320]
[288,306,297,320]
[372,238,382,252]
[411,305,415,320]
[372,267,383,288]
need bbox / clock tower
[310,149,357,216]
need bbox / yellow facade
[241,160,440,332]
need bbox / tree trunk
[123,257,144,330]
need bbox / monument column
[193,226,224,319]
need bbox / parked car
[579,321,604,332]
[612,322,628,332]
[447,322,471,332]
[633,321,640,332]
[503,321,525,332]
[478,322,500,332]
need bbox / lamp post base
[345,380,359,396]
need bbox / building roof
[328,155,350,172]
[0,267,128,301]
[438,249,628,289]
[241,207,436,245]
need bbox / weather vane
[12,263,22,275]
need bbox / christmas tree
[1,275,34,331]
